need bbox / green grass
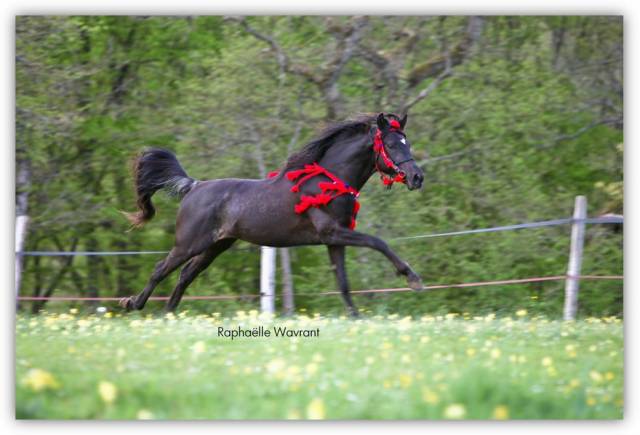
[15,310,623,419]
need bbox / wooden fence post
[260,246,276,314]
[563,196,587,321]
[15,215,30,304]
[280,248,295,316]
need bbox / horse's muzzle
[406,172,424,190]
[398,160,424,190]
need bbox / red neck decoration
[269,163,360,230]
[373,119,407,187]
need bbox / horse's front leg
[327,245,359,317]
[320,226,424,291]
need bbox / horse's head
[375,113,424,190]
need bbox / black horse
[121,113,425,316]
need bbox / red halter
[373,119,408,187]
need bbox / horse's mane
[282,114,383,172]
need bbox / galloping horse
[120,113,425,316]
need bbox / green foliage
[16,16,622,317]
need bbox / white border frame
[3,2,635,434]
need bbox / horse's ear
[376,113,389,131]
[399,113,408,129]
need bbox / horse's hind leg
[327,245,359,317]
[165,238,237,312]
[119,247,192,311]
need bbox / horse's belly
[232,213,321,247]
[220,190,319,247]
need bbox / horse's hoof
[408,274,425,291]
[119,297,134,311]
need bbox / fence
[15,196,623,319]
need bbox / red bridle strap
[373,119,407,187]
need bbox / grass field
[15,310,623,419]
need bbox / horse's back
[175,177,317,246]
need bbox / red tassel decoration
[281,162,360,230]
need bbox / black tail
[123,148,197,228]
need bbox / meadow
[15,309,623,420]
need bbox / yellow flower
[589,370,603,383]
[287,365,301,378]
[516,309,527,317]
[192,341,206,355]
[306,398,326,420]
[365,356,375,365]
[22,368,60,392]
[400,335,411,343]
[466,348,476,357]
[401,354,411,363]
[420,336,430,344]
[305,362,318,376]
[541,357,553,367]
[69,308,78,314]
[492,405,509,420]
[136,409,155,420]
[569,379,580,388]
[586,396,597,406]
[399,373,412,388]
[286,409,302,420]
[422,388,440,405]
[98,381,118,404]
[266,358,286,374]
[605,371,615,381]
[443,403,466,419]
[490,348,501,359]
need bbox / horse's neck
[317,131,375,191]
